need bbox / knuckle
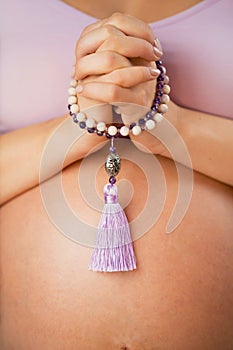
[110,12,124,22]
[102,24,116,37]
[103,51,117,69]
[106,85,120,101]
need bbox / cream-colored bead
[97,122,106,132]
[145,119,156,130]
[70,104,79,114]
[68,87,76,96]
[154,113,164,123]
[85,118,96,128]
[163,75,169,84]
[108,125,118,136]
[161,66,166,74]
[158,104,168,114]
[120,126,129,136]
[68,96,77,105]
[132,125,142,136]
[161,94,170,104]
[76,112,86,122]
[70,79,78,88]
[163,85,171,94]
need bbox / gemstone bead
[108,125,118,136]
[130,122,136,130]
[163,75,170,84]
[86,118,96,128]
[97,131,104,136]
[145,119,156,130]
[70,104,79,114]
[132,125,142,136]
[79,121,86,129]
[68,87,76,96]
[76,112,86,122]
[158,103,168,114]
[138,118,146,126]
[154,113,163,123]
[120,126,129,136]
[70,79,78,88]
[68,96,77,105]
[161,94,170,104]
[163,85,171,94]
[157,75,164,81]
[97,121,106,132]
[109,176,116,185]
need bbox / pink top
[0,0,232,133]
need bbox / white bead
[161,66,166,74]
[154,113,164,123]
[85,118,96,128]
[145,119,156,130]
[68,96,77,105]
[97,122,106,132]
[163,75,169,84]
[163,85,171,94]
[68,87,76,96]
[70,79,78,87]
[161,94,170,104]
[132,125,142,136]
[70,104,79,114]
[158,104,168,114]
[108,125,118,136]
[76,112,86,122]
[120,126,129,136]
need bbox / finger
[76,81,152,106]
[97,34,162,61]
[76,24,161,61]
[76,24,122,60]
[75,51,131,80]
[80,12,156,45]
[82,66,161,88]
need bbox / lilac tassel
[89,183,136,272]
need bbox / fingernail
[154,38,162,51]
[150,68,161,76]
[153,46,163,58]
[76,85,83,93]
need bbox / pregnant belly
[0,156,233,350]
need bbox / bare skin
[1,1,233,349]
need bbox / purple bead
[145,111,153,119]
[68,104,71,110]
[157,75,164,82]
[79,121,86,129]
[97,131,104,136]
[87,127,95,133]
[110,146,116,153]
[109,176,116,185]
[106,133,111,139]
[154,97,161,104]
[156,60,162,67]
[158,66,164,73]
[73,116,78,123]
[138,118,146,125]
[156,90,163,97]
[157,83,164,89]
[152,105,158,111]
[130,122,136,130]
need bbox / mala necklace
[68,60,170,272]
